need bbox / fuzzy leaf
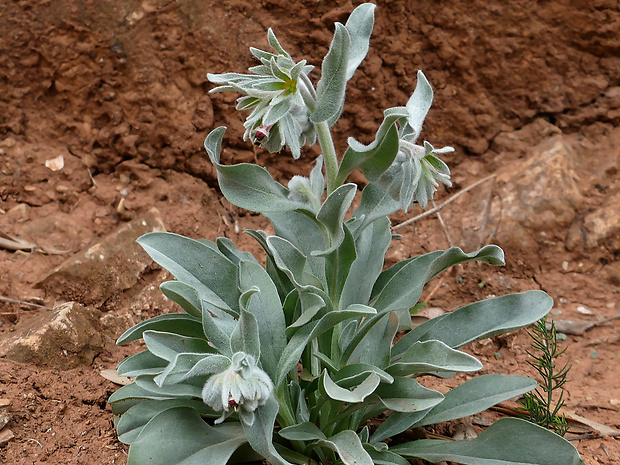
[314,183,357,256]
[373,245,505,314]
[239,261,287,380]
[312,23,350,123]
[393,290,553,356]
[154,352,220,386]
[117,399,216,445]
[344,3,376,81]
[279,422,326,441]
[412,374,537,428]
[138,232,240,313]
[135,375,202,399]
[159,281,202,318]
[315,430,373,465]
[143,331,212,363]
[117,350,167,377]
[202,306,233,357]
[204,127,309,213]
[337,123,400,186]
[243,396,294,465]
[391,417,584,465]
[216,237,259,266]
[350,184,400,235]
[266,210,327,285]
[364,446,411,465]
[117,314,204,345]
[276,304,376,386]
[342,311,399,367]
[324,224,357,305]
[322,370,381,403]
[374,377,444,413]
[230,288,261,359]
[266,236,308,289]
[127,407,247,465]
[387,340,482,376]
[108,383,176,416]
[340,216,391,308]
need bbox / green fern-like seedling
[518,316,570,436]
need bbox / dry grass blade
[0,230,38,252]
[0,296,52,310]
[0,230,72,255]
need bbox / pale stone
[453,136,585,254]
[0,428,14,448]
[0,302,105,370]
[566,190,620,250]
[100,312,136,339]
[36,207,165,307]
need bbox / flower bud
[201,352,273,426]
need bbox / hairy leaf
[391,418,584,465]
[127,407,247,465]
[393,290,553,356]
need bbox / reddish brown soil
[1,1,619,464]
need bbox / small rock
[45,155,64,171]
[453,136,585,255]
[36,207,165,307]
[551,318,591,335]
[453,422,477,440]
[0,413,9,429]
[492,137,585,253]
[0,302,105,370]
[577,306,594,315]
[100,312,136,339]
[566,190,620,250]
[0,399,11,409]
[5,203,30,223]
[604,262,620,287]
[0,428,14,448]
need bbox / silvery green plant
[109,4,584,464]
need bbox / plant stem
[316,121,339,194]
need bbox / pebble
[0,413,9,429]
[577,305,594,315]
[0,428,14,447]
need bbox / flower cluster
[378,137,453,211]
[377,71,454,211]
[208,29,317,159]
[201,352,274,427]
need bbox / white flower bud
[201,352,273,426]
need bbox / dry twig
[0,296,52,310]
[393,174,497,231]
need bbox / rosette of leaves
[109,4,584,465]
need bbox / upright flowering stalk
[208,29,317,159]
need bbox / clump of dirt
[1,1,619,464]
